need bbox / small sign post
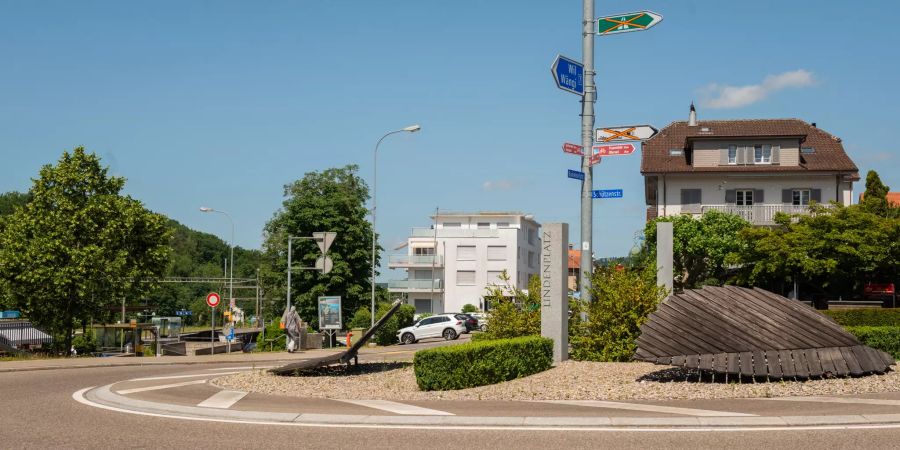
[596,11,663,36]
[562,142,584,156]
[592,143,636,156]
[595,125,659,142]
[592,189,624,199]
[207,292,220,353]
[567,169,585,181]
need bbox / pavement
[5,336,900,448]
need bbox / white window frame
[727,145,737,165]
[792,189,811,206]
[754,145,772,164]
[736,189,754,206]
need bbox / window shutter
[725,189,736,204]
[740,146,751,165]
[719,148,729,165]
[680,189,701,213]
[456,270,475,285]
[486,245,506,261]
[754,189,765,203]
[782,189,792,204]
[811,189,822,203]
[771,146,780,165]
[457,245,476,260]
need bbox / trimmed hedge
[846,326,900,360]
[413,336,553,391]
[823,309,900,327]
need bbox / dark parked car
[453,313,478,333]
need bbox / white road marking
[116,379,207,395]
[539,400,757,417]
[336,399,455,416]
[764,396,900,407]
[73,386,900,432]
[204,366,277,371]
[197,390,248,409]
[130,372,240,381]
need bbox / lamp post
[200,207,234,324]
[371,124,421,329]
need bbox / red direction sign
[592,143,636,156]
[562,142,584,156]
[206,292,221,308]
[590,153,601,166]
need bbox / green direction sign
[596,11,663,36]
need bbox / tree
[260,165,375,327]
[0,148,170,354]
[641,211,750,289]
[461,303,478,313]
[734,204,900,298]
[861,170,895,217]
[0,191,30,216]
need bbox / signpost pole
[210,305,214,354]
[580,0,595,303]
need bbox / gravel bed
[213,360,900,401]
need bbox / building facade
[388,212,541,314]
[642,107,859,225]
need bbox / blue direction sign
[592,189,623,199]
[567,169,585,181]
[175,310,192,316]
[551,55,584,96]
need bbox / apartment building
[387,212,541,314]
[642,105,859,225]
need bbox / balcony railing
[388,279,443,290]
[388,255,443,267]
[700,204,817,225]
[410,228,499,238]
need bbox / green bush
[461,303,479,313]
[261,320,286,351]
[846,326,900,359]
[72,331,98,355]
[373,303,416,346]
[479,273,541,341]
[348,307,372,329]
[413,336,553,391]
[824,309,900,327]
[570,264,667,362]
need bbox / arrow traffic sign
[595,125,658,142]
[568,169,585,181]
[562,142,584,156]
[206,292,221,308]
[592,143,636,156]
[596,11,663,36]
[551,55,584,96]
[592,189,623,199]
[312,231,337,254]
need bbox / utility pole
[580,0,596,303]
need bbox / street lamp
[371,124,421,329]
[200,207,235,321]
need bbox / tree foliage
[260,165,375,327]
[0,148,170,353]
[861,170,897,218]
[734,203,900,297]
[478,273,541,340]
[570,265,667,361]
[641,210,750,289]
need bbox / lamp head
[199,207,213,212]
[403,124,421,133]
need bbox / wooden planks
[634,286,895,379]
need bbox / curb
[78,384,900,431]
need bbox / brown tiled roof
[568,249,581,270]
[640,119,858,177]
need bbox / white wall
[657,173,849,216]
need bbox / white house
[387,212,541,314]
[641,106,859,225]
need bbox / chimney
[811,122,817,128]
[688,102,698,126]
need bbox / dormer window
[754,145,772,164]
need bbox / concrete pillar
[540,223,569,363]
[656,222,673,294]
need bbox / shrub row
[823,309,900,327]
[846,326,900,360]
[413,335,552,391]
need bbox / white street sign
[313,231,337,254]
[595,125,658,142]
[315,255,333,274]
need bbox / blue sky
[2,1,898,281]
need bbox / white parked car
[397,314,466,344]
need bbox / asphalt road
[3,344,900,449]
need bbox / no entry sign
[206,292,221,308]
